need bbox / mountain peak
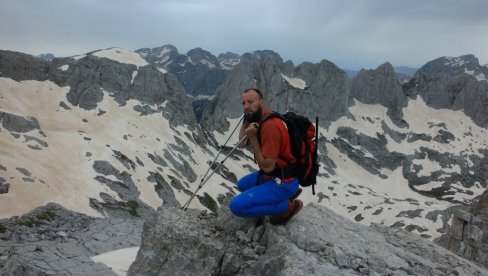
[417,54,488,85]
[186,48,219,68]
[442,54,479,68]
[241,49,283,64]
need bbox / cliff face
[436,189,488,268]
[200,58,351,133]
[351,62,408,127]
[404,72,488,128]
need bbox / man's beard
[244,106,263,123]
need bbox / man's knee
[229,197,246,217]
[237,171,259,191]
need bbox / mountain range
[135,45,419,121]
[135,45,283,121]
[1,46,488,274]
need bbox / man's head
[241,88,265,123]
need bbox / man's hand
[244,123,259,139]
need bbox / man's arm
[245,123,276,173]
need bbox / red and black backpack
[258,111,319,194]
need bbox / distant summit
[417,54,488,86]
[345,66,418,83]
[37,53,55,61]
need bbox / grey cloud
[0,0,487,69]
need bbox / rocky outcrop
[0,50,50,81]
[404,54,488,128]
[436,189,488,268]
[351,62,407,127]
[0,203,143,275]
[201,58,351,133]
[404,72,488,127]
[332,126,407,177]
[128,203,488,275]
[0,112,41,133]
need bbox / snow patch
[159,55,170,64]
[476,72,487,82]
[200,59,216,69]
[131,70,138,84]
[93,48,149,68]
[193,94,215,101]
[219,58,241,70]
[71,54,86,61]
[91,247,139,276]
[158,67,167,74]
[444,57,466,67]
[280,74,307,89]
[0,78,179,218]
[463,68,486,81]
[58,65,69,71]
[157,47,172,58]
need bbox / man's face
[241,90,264,123]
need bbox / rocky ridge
[416,54,488,87]
[128,202,488,275]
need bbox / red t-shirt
[259,109,296,171]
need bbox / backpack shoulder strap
[257,112,283,139]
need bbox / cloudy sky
[1,0,487,70]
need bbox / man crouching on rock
[229,88,302,225]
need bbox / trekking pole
[182,135,248,210]
[200,115,244,187]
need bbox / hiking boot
[291,188,302,199]
[269,199,303,225]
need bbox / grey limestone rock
[128,203,488,275]
[0,177,9,194]
[351,62,407,127]
[0,112,40,133]
[201,57,351,133]
[91,160,156,218]
[0,203,143,275]
[416,54,488,87]
[436,189,488,268]
[146,171,181,208]
[405,72,488,127]
[0,50,49,81]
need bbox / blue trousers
[229,171,299,217]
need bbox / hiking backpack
[258,111,319,194]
